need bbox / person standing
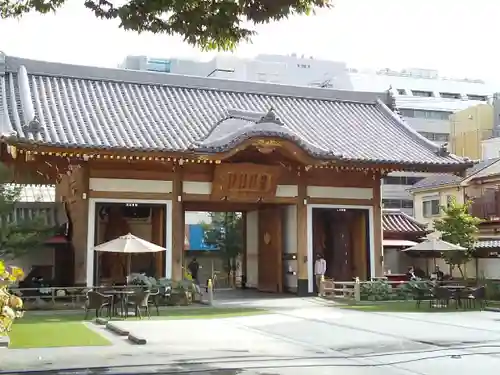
[314,254,327,295]
[188,258,200,284]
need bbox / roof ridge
[376,98,462,159]
[382,208,426,228]
[4,54,386,104]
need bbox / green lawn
[7,307,267,349]
[8,314,111,349]
[338,300,500,313]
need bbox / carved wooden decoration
[211,163,280,201]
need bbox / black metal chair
[149,288,161,316]
[84,290,113,319]
[126,290,152,319]
[411,284,434,308]
[467,286,486,310]
[432,287,454,308]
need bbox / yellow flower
[11,267,24,280]
[0,261,4,275]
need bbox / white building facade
[121,54,496,215]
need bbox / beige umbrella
[402,237,466,254]
[94,233,167,280]
[402,235,467,275]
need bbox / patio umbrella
[402,236,467,274]
[402,237,466,254]
[94,233,167,280]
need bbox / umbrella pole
[127,254,131,284]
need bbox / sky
[0,0,498,84]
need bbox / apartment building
[121,54,496,214]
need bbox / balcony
[469,189,500,221]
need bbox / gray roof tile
[411,157,500,190]
[0,54,471,167]
[382,209,428,233]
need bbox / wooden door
[258,207,283,292]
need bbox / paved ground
[3,293,500,374]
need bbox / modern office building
[121,54,496,214]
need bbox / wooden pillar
[171,170,184,281]
[372,172,383,277]
[296,177,309,296]
[241,212,247,286]
[151,206,165,278]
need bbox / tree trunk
[457,264,465,279]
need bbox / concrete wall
[450,104,493,159]
[413,186,464,227]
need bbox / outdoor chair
[410,284,434,308]
[148,288,161,316]
[432,287,454,308]
[467,286,486,310]
[126,290,152,319]
[451,287,473,309]
[84,290,113,319]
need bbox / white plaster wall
[89,178,172,193]
[185,211,212,225]
[478,259,500,279]
[7,247,55,279]
[246,210,259,288]
[307,186,373,200]
[283,205,298,290]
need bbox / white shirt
[314,259,327,275]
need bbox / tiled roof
[382,209,428,233]
[410,157,500,191]
[0,54,471,168]
[475,238,500,249]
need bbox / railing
[320,278,496,302]
[320,278,361,301]
[469,189,500,220]
[9,285,149,310]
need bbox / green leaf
[432,197,482,277]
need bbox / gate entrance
[184,202,289,294]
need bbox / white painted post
[354,277,361,302]
[207,278,213,306]
[319,275,325,297]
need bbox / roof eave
[409,183,462,194]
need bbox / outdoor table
[103,290,135,318]
[442,285,470,308]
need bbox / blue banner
[185,224,218,251]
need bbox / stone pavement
[3,294,500,374]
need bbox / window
[399,109,451,120]
[440,92,461,99]
[402,200,414,209]
[422,198,440,217]
[467,94,487,101]
[297,63,310,69]
[419,132,449,142]
[383,177,403,185]
[382,176,425,185]
[397,89,406,95]
[412,90,434,97]
[382,199,414,209]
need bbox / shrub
[0,260,24,336]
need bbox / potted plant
[0,260,24,345]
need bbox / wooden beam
[171,169,184,281]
